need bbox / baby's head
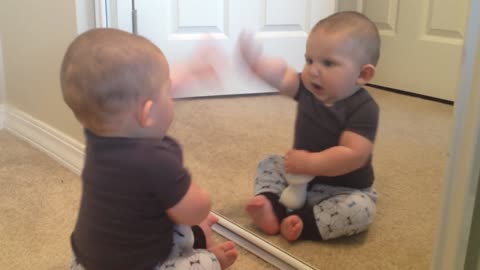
[302,11,380,105]
[60,28,172,137]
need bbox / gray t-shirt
[71,130,191,270]
[294,78,379,189]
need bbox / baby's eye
[323,60,335,67]
[305,58,313,65]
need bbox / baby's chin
[306,85,335,105]
[305,82,323,95]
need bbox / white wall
[0,1,94,132]
[0,0,82,140]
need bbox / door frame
[91,1,480,269]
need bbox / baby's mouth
[311,82,323,91]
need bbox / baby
[61,28,238,269]
[242,11,381,241]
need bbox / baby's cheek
[301,68,310,80]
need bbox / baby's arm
[166,181,212,225]
[170,62,218,95]
[238,32,300,98]
[170,40,225,96]
[285,131,373,177]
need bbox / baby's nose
[309,65,319,77]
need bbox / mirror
[104,0,466,268]
[168,87,453,268]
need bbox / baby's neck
[89,121,165,139]
[102,129,166,140]
[328,85,362,106]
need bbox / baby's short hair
[313,11,381,66]
[60,28,167,132]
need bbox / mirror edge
[211,211,316,270]
[432,0,480,269]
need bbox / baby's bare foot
[210,241,239,269]
[199,213,219,248]
[280,215,303,241]
[245,195,280,235]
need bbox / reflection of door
[338,0,469,101]
[110,0,335,97]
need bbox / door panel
[177,0,223,31]
[338,0,468,101]
[363,0,398,36]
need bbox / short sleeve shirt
[71,130,191,270]
[294,78,379,188]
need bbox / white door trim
[94,0,109,28]
[75,0,97,33]
[432,0,480,269]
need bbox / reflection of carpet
[0,86,453,269]
[170,86,453,269]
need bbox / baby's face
[301,29,364,105]
[154,79,174,136]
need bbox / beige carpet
[0,87,453,269]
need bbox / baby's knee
[255,155,288,189]
[313,195,376,240]
[257,154,284,169]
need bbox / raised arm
[170,39,226,97]
[238,32,300,98]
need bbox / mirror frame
[432,0,480,268]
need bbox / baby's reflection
[244,11,381,242]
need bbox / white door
[338,0,469,101]
[108,0,335,97]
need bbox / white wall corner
[4,105,85,175]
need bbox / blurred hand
[284,149,311,174]
[237,31,263,72]
[236,31,290,92]
[188,37,227,82]
[171,36,227,93]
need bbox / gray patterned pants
[70,225,221,270]
[255,155,378,240]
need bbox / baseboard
[4,105,84,175]
[0,104,4,129]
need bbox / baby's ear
[357,64,376,85]
[139,100,155,127]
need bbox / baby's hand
[284,149,311,174]
[237,31,263,72]
[171,37,226,93]
[189,38,227,82]
[237,31,290,92]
